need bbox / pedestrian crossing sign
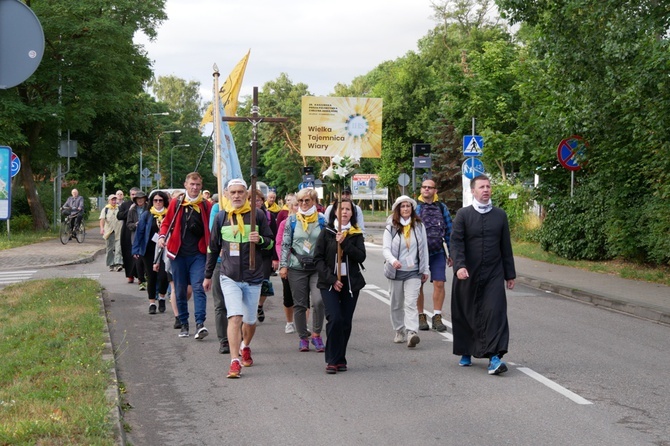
[463,135,483,157]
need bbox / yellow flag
[200,50,250,128]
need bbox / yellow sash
[296,212,318,232]
[224,200,252,237]
[181,194,203,213]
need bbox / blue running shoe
[488,355,508,375]
[459,355,472,367]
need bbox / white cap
[226,178,247,189]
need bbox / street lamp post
[157,129,181,188]
[170,144,190,188]
[143,112,170,190]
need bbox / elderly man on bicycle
[63,188,84,236]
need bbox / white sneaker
[407,331,420,348]
[393,331,406,343]
[285,322,296,334]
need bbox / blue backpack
[289,213,326,235]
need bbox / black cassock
[450,205,515,359]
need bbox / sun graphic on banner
[301,97,383,158]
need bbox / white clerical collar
[472,198,493,214]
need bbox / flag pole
[213,65,223,200]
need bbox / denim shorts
[428,251,447,282]
[220,275,262,324]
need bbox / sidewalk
[363,221,669,326]
[1,225,668,326]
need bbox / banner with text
[301,96,382,158]
[351,174,388,200]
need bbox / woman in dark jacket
[132,190,170,315]
[314,197,366,374]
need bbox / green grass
[0,230,58,250]
[513,240,670,287]
[0,279,116,445]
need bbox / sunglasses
[153,199,163,202]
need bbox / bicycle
[60,207,86,244]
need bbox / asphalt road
[24,243,670,446]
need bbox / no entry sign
[557,135,588,171]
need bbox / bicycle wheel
[60,220,70,244]
[75,223,86,243]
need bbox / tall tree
[0,0,166,229]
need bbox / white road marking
[0,270,37,285]
[517,367,593,405]
[362,284,592,405]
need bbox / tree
[0,0,167,229]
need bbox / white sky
[134,0,438,102]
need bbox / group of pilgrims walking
[100,172,515,378]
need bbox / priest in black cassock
[450,175,516,376]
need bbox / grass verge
[0,279,116,445]
[513,240,670,287]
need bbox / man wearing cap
[204,178,275,378]
[100,194,123,271]
[325,186,365,235]
[158,172,212,340]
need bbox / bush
[539,182,611,261]
[491,180,535,238]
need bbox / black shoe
[158,299,166,313]
[148,303,157,315]
[257,306,265,323]
[194,323,208,340]
[179,324,189,338]
[418,313,429,331]
[173,317,182,329]
[219,340,230,354]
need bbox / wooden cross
[221,86,288,269]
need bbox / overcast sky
[134,0,438,102]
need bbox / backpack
[289,213,326,235]
[418,202,448,253]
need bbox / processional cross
[215,69,287,269]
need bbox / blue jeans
[220,276,261,325]
[172,254,207,326]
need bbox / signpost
[398,173,410,195]
[0,0,45,89]
[462,119,484,207]
[557,135,588,197]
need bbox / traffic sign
[0,0,45,89]
[463,135,483,157]
[398,173,410,187]
[141,168,151,178]
[10,151,20,177]
[368,177,377,191]
[557,135,587,171]
[462,157,485,180]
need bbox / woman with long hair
[314,198,366,374]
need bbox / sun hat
[391,195,417,212]
[132,190,147,203]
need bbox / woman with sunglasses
[279,188,327,352]
[132,190,171,314]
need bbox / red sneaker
[241,346,253,367]
[227,359,242,378]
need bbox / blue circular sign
[462,157,485,180]
[11,152,20,177]
[557,136,587,171]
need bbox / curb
[515,275,670,327]
[100,289,126,446]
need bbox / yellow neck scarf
[266,202,281,213]
[282,204,289,211]
[150,207,167,226]
[342,225,362,240]
[402,225,411,240]
[296,212,318,231]
[181,194,203,213]
[224,200,252,237]
[105,204,117,210]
